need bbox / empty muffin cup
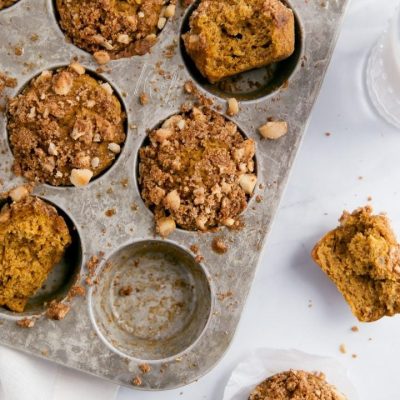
[88,240,212,361]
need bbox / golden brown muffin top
[56,0,168,59]
[249,370,346,400]
[139,106,256,235]
[0,195,71,312]
[182,0,295,82]
[8,64,126,186]
[312,206,400,322]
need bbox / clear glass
[366,4,400,128]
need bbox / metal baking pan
[0,0,348,390]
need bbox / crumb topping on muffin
[139,106,256,235]
[8,64,126,186]
[56,0,175,59]
[249,370,346,400]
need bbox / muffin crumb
[212,237,228,254]
[351,326,359,332]
[105,208,116,217]
[339,343,346,354]
[139,363,151,374]
[132,376,142,386]
[16,318,35,329]
[139,92,149,105]
[119,286,133,296]
[69,285,86,298]
[46,301,71,320]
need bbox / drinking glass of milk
[366,5,400,128]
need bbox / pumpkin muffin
[139,106,256,237]
[312,206,400,322]
[56,0,175,59]
[249,370,346,400]
[0,0,17,10]
[0,194,71,312]
[182,0,295,83]
[8,63,126,186]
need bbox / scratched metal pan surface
[0,0,348,391]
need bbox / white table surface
[118,0,400,398]
[2,0,400,399]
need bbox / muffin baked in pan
[8,64,126,186]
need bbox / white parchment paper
[223,348,359,400]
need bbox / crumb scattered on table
[212,237,228,254]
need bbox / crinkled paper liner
[223,348,359,400]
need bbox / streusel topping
[56,0,175,59]
[249,370,346,400]
[8,64,126,186]
[139,106,256,235]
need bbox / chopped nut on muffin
[312,206,400,322]
[249,370,347,400]
[8,63,126,186]
[259,120,288,140]
[139,106,256,236]
[182,0,295,83]
[56,0,175,60]
[0,195,71,312]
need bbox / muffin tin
[0,0,348,390]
